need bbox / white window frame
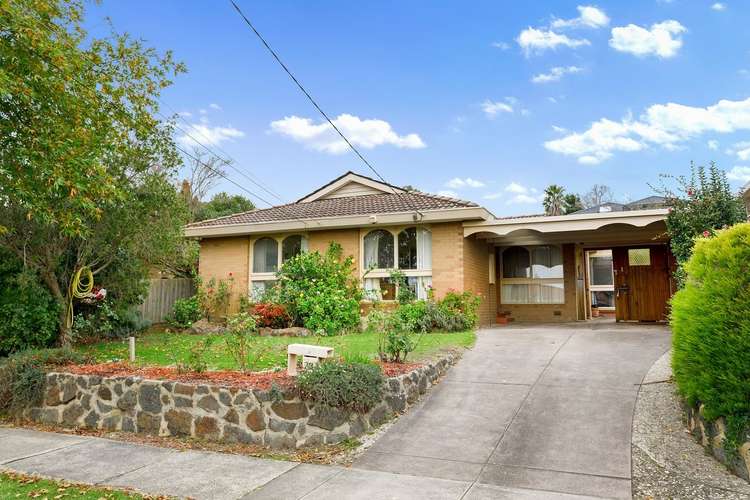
[586,249,615,311]
[499,245,565,305]
[360,225,432,301]
[249,234,308,297]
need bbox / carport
[463,208,675,323]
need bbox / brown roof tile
[188,192,479,228]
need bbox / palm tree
[543,184,566,216]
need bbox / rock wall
[685,404,750,482]
[25,354,458,448]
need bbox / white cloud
[209,103,222,110]
[727,166,750,182]
[177,123,245,147]
[508,193,541,204]
[711,3,727,11]
[492,41,510,50]
[483,192,503,200]
[609,20,687,58]
[437,190,458,198]
[482,99,514,117]
[727,141,750,160]
[545,96,750,164]
[548,97,559,104]
[505,181,529,194]
[445,177,485,189]
[517,27,590,56]
[551,5,610,30]
[552,125,569,133]
[531,65,583,84]
[707,139,719,150]
[178,111,192,118]
[270,114,425,154]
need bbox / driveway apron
[354,322,671,499]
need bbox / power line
[229,0,424,219]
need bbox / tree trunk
[41,270,71,347]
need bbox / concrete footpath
[1,323,671,499]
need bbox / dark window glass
[502,247,531,278]
[282,235,303,263]
[364,229,394,269]
[253,238,278,273]
[398,227,417,269]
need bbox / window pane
[501,282,564,304]
[379,277,396,301]
[589,253,613,286]
[417,227,432,270]
[398,228,418,269]
[502,247,531,278]
[591,290,615,308]
[628,248,651,266]
[364,229,394,269]
[253,238,278,273]
[282,235,303,263]
[531,246,563,279]
[251,280,275,301]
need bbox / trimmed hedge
[671,223,750,448]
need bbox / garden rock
[165,409,192,436]
[308,405,348,431]
[138,384,162,413]
[189,319,226,335]
[197,395,220,413]
[271,401,308,420]
[245,409,266,432]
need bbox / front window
[282,235,304,263]
[363,227,432,301]
[364,229,394,269]
[253,238,278,273]
[588,249,615,310]
[501,245,565,304]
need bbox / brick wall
[462,236,495,326]
[431,222,464,297]
[198,236,249,312]
[497,243,578,322]
[307,229,360,274]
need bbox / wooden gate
[612,245,673,322]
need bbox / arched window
[253,237,278,273]
[282,235,304,263]
[502,246,531,278]
[398,228,417,269]
[531,245,563,279]
[364,229,394,269]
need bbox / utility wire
[229,0,424,219]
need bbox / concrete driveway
[354,322,671,499]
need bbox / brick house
[186,172,674,325]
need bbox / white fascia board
[463,208,669,237]
[185,207,492,239]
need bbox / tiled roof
[187,192,479,228]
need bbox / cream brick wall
[462,236,495,326]
[307,229,360,273]
[431,222,465,297]
[198,236,249,312]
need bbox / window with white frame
[250,235,307,300]
[587,249,614,309]
[500,245,564,304]
[363,227,432,300]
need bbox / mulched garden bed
[60,360,422,390]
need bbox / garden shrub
[0,268,60,356]
[439,290,481,330]
[0,348,91,414]
[171,337,215,374]
[389,291,481,334]
[167,296,201,329]
[297,361,384,412]
[276,243,362,335]
[195,275,234,323]
[72,301,150,341]
[250,302,291,329]
[224,312,270,373]
[366,309,420,363]
[671,223,750,450]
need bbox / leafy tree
[0,0,187,345]
[194,192,255,222]
[543,184,565,216]
[582,184,614,208]
[563,193,583,214]
[655,163,746,274]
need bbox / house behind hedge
[186,172,675,325]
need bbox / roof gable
[297,171,405,203]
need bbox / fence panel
[138,278,195,323]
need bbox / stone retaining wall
[24,354,458,448]
[685,404,750,482]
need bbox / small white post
[128,336,136,362]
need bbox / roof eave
[185,206,492,238]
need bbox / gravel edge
[631,350,750,499]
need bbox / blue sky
[85,0,750,215]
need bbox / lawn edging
[23,352,460,449]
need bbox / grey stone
[96,400,114,414]
[60,378,77,403]
[223,408,239,424]
[384,393,406,413]
[161,381,174,391]
[101,414,122,431]
[268,418,296,434]
[136,411,161,434]
[44,385,61,406]
[76,377,89,389]
[233,392,256,408]
[308,405,348,431]
[266,432,296,449]
[117,389,137,411]
[165,409,192,436]
[97,385,112,401]
[113,382,123,396]
[387,378,401,393]
[195,416,220,440]
[324,432,348,444]
[83,410,100,428]
[368,404,389,427]
[271,400,308,420]
[417,374,428,394]
[246,408,266,431]
[218,390,232,406]
[88,375,102,386]
[349,415,367,436]
[197,394,220,413]
[174,383,195,396]
[174,395,193,408]
[122,416,136,433]
[62,402,84,425]
[80,393,92,410]
[195,384,210,395]
[138,383,162,413]
[223,424,258,444]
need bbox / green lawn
[0,471,146,499]
[77,328,475,371]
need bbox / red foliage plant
[251,302,291,329]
